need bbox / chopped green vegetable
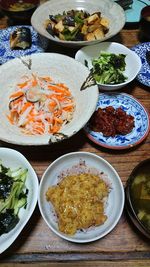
[0,161,28,236]
[92,52,127,84]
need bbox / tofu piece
[54,20,64,33]
[100,17,109,28]
[87,14,99,25]
[93,28,105,40]
[81,24,88,35]
[84,32,95,41]
[87,23,100,33]
[68,26,75,32]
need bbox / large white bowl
[75,42,142,90]
[0,147,39,254]
[0,53,98,146]
[31,0,125,48]
[38,152,125,243]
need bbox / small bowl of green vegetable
[125,159,150,239]
[75,42,142,91]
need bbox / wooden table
[0,17,150,267]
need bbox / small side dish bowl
[125,159,150,239]
[31,0,125,48]
[0,147,39,254]
[0,0,39,22]
[38,151,125,243]
[75,42,142,90]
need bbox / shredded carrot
[9,91,24,99]
[17,81,28,88]
[7,74,75,135]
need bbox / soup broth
[131,165,150,231]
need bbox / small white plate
[38,152,124,243]
[0,147,39,254]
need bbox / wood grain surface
[0,13,150,266]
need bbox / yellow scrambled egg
[46,173,109,235]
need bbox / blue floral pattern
[0,26,47,65]
[131,42,150,87]
[84,93,150,149]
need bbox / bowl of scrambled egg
[38,151,124,243]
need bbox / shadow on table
[0,129,87,162]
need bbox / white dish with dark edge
[0,147,38,254]
[0,53,98,146]
[38,151,125,243]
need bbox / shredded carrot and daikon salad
[7,74,75,135]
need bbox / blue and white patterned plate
[84,93,150,150]
[131,42,150,87]
[0,25,47,65]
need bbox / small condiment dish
[125,158,150,239]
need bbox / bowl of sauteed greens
[75,42,142,90]
[126,159,150,239]
[31,0,125,47]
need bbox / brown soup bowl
[125,158,150,239]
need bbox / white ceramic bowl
[31,0,125,48]
[0,53,98,146]
[75,42,142,90]
[0,147,39,254]
[38,152,125,243]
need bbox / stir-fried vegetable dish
[92,52,127,84]
[0,161,28,235]
[45,10,109,41]
[7,74,75,135]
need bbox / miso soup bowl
[0,0,40,22]
[125,158,150,239]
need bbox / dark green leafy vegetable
[92,52,127,84]
[0,209,19,235]
[0,162,28,236]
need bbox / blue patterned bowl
[131,42,150,87]
[84,93,150,150]
[0,25,48,65]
